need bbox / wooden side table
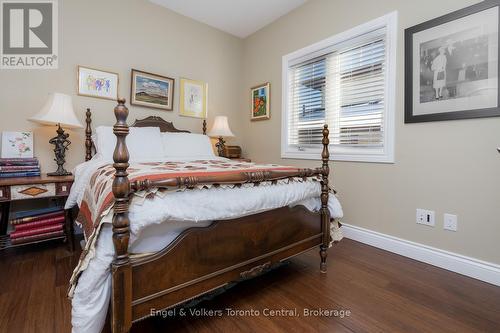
[0,174,75,251]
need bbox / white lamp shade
[30,93,83,128]
[207,116,234,137]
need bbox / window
[281,12,397,163]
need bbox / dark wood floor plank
[0,256,35,332]
[1,238,500,333]
[25,249,57,333]
[334,242,500,331]
[54,286,72,333]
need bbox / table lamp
[207,116,234,157]
[29,93,83,176]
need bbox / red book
[10,223,63,239]
[11,230,64,245]
[0,158,39,166]
[10,211,65,225]
[14,216,65,232]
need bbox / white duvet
[67,157,343,333]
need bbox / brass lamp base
[47,124,72,177]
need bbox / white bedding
[68,157,343,333]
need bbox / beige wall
[241,0,500,264]
[2,0,499,264]
[0,0,243,172]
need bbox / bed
[68,99,342,333]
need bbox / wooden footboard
[109,99,331,333]
[130,205,322,321]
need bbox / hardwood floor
[1,238,500,332]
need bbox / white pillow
[161,132,215,158]
[94,126,163,161]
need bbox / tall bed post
[320,124,330,273]
[111,99,132,333]
[85,108,92,161]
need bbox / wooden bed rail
[130,168,326,192]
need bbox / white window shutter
[287,28,386,151]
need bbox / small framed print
[179,78,208,118]
[131,69,174,110]
[77,66,119,101]
[405,1,500,123]
[251,82,270,121]
[1,131,34,158]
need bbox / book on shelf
[0,165,40,172]
[0,171,41,178]
[0,157,38,162]
[13,215,65,231]
[10,206,64,221]
[0,161,39,167]
[10,230,65,245]
[0,158,39,166]
[10,210,64,225]
[0,157,40,178]
[10,223,63,239]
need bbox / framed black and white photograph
[405,1,500,123]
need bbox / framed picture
[405,1,500,123]
[130,69,174,110]
[1,131,34,158]
[179,78,208,118]
[251,82,270,121]
[77,66,119,101]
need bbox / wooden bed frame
[84,99,331,333]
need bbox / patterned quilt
[76,159,310,239]
[69,159,320,292]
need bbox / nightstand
[229,158,251,163]
[0,174,75,251]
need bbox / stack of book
[0,157,41,178]
[9,207,65,245]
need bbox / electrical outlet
[416,209,435,227]
[444,214,458,231]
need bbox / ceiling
[149,0,307,38]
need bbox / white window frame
[281,11,397,163]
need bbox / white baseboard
[342,223,500,287]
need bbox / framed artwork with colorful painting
[1,131,34,158]
[251,82,270,121]
[77,66,119,101]
[179,78,208,118]
[131,69,174,110]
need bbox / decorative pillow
[94,126,162,161]
[161,132,215,158]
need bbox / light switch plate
[444,213,458,232]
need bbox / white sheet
[69,157,343,333]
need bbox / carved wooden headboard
[84,108,207,161]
